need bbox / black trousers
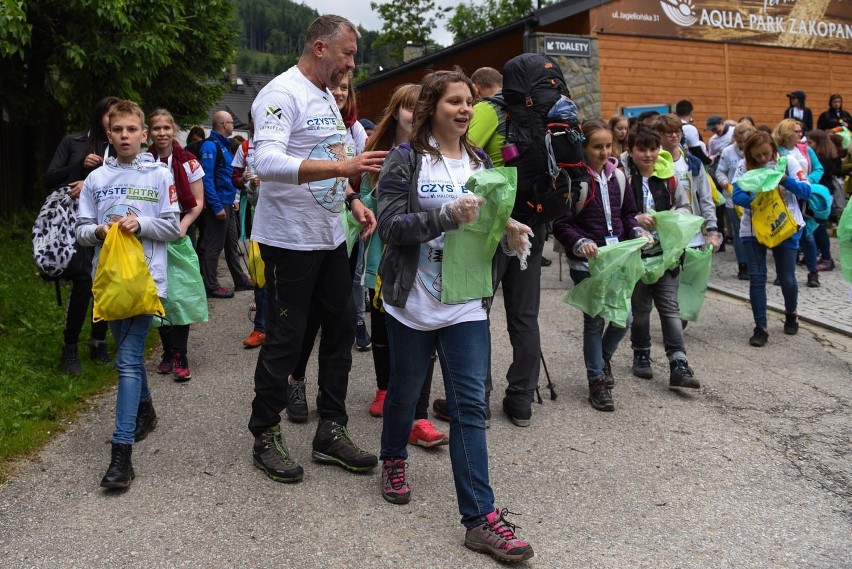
[64,246,108,346]
[197,205,250,291]
[485,222,547,407]
[248,242,355,436]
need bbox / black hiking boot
[253,425,304,483]
[285,376,308,423]
[603,358,615,389]
[632,349,653,379]
[588,378,614,412]
[749,327,769,347]
[669,359,700,389]
[60,343,81,375]
[100,443,135,489]
[89,339,111,363]
[134,399,158,442]
[312,420,378,472]
[784,312,799,335]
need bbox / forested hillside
[231,0,387,77]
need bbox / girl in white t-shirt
[732,131,811,347]
[376,69,533,563]
[147,109,205,383]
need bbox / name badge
[605,235,619,247]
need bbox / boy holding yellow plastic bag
[76,100,180,490]
[732,131,811,347]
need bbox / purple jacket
[553,157,641,261]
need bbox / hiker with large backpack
[38,96,119,374]
[464,54,579,426]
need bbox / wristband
[345,193,362,209]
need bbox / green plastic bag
[641,210,705,284]
[838,200,852,283]
[563,237,646,327]
[735,157,787,193]
[678,246,713,322]
[153,236,208,327]
[442,167,517,303]
[340,208,363,256]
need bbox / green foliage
[0,0,32,58]
[0,215,132,482]
[0,0,236,133]
[234,0,319,54]
[446,0,537,43]
[370,0,451,63]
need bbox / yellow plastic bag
[92,224,164,321]
[750,189,797,248]
[247,240,265,288]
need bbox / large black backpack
[498,53,587,224]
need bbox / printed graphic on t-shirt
[417,245,445,300]
[101,204,153,264]
[307,133,352,212]
[415,174,468,303]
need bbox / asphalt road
[1,257,850,568]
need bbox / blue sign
[620,104,671,118]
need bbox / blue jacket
[200,131,237,213]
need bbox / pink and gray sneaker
[173,353,191,382]
[464,508,534,563]
[381,459,411,505]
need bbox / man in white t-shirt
[675,99,712,166]
[247,15,388,484]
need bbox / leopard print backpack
[32,186,79,279]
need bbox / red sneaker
[369,389,386,417]
[156,351,173,375]
[173,353,191,382]
[408,419,449,448]
[243,330,266,349]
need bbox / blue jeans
[108,315,153,445]
[631,268,687,362]
[570,269,630,380]
[352,240,366,325]
[744,239,798,329]
[382,315,494,528]
[801,232,818,272]
[726,207,747,265]
[814,223,832,261]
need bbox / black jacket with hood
[783,90,814,132]
[817,95,852,131]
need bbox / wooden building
[356,0,852,130]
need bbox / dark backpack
[498,53,588,224]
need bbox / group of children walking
[48,42,847,563]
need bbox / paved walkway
[544,233,852,336]
[1,241,850,568]
[706,237,852,336]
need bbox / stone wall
[531,33,601,121]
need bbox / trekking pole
[535,351,557,403]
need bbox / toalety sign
[591,0,851,52]
[544,36,592,57]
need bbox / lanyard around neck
[596,171,613,235]
[432,136,470,194]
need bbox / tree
[0,0,237,204]
[370,0,451,63]
[446,0,539,44]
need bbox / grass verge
[0,213,123,483]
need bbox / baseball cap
[705,115,723,130]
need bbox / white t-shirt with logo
[78,153,179,297]
[384,151,488,331]
[673,154,706,248]
[251,66,355,250]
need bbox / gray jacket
[376,143,491,309]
